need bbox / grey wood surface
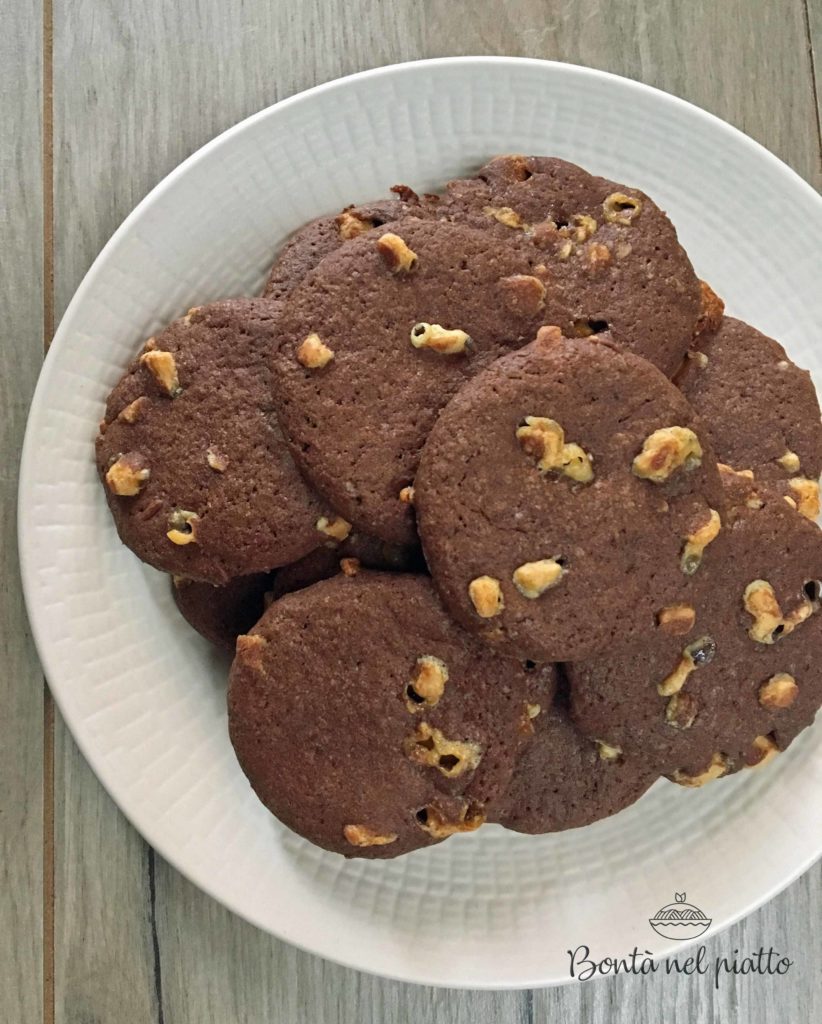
[809,0,822,141]
[1,0,819,1021]
[0,1,44,1023]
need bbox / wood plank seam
[42,0,54,347]
[42,0,55,1022]
[803,0,822,166]
[42,696,53,1024]
[148,849,166,1024]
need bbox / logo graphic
[649,892,712,940]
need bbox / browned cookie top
[569,486,822,782]
[677,316,822,520]
[436,155,701,377]
[228,572,550,858]
[273,217,570,545]
[262,196,420,301]
[96,299,327,584]
[496,679,658,835]
[415,329,725,663]
[172,573,273,651]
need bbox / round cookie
[273,217,571,545]
[265,547,343,602]
[495,680,658,834]
[569,485,822,782]
[436,155,701,377]
[173,531,423,649]
[228,572,551,858]
[339,530,426,572]
[96,299,329,584]
[415,327,725,663]
[262,195,418,301]
[677,316,822,520]
[267,531,426,601]
[172,573,272,651]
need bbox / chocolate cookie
[677,316,822,520]
[172,573,272,651]
[436,155,701,377]
[262,196,416,301]
[273,217,571,545]
[569,485,822,782]
[173,531,422,649]
[267,531,426,601]
[415,327,725,663]
[228,572,550,858]
[96,299,327,584]
[496,680,658,834]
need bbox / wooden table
[3,2,821,1021]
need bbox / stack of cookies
[95,155,822,859]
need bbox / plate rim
[18,54,822,989]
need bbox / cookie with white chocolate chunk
[568,482,822,781]
[261,193,426,301]
[272,217,573,545]
[228,572,552,857]
[677,316,822,520]
[96,299,328,583]
[415,327,725,662]
[436,155,701,377]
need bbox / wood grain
[53,729,159,1024]
[36,0,822,1021]
[808,0,822,148]
[0,2,45,1023]
[153,854,529,1024]
[422,0,822,189]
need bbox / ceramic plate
[18,57,822,988]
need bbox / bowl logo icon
[649,892,712,940]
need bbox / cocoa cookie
[228,572,550,858]
[96,299,327,584]
[262,196,416,301]
[496,680,658,834]
[677,316,822,520]
[569,485,822,782]
[172,573,272,651]
[436,155,701,377]
[267,531,426,601]
[172,531,423,648]
[273,217,571,545]
[415,327,725,663]
[174,530,423,649]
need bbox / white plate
[19,57,822,989]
